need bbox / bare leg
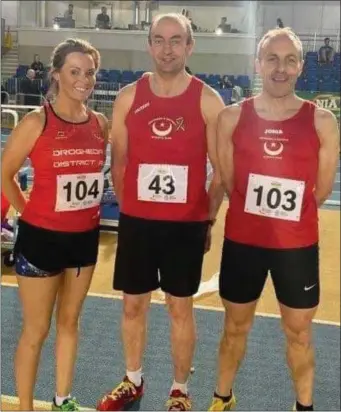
[55,266,95,397]
[215,300,257,396]
[166,295,195,384]
[280,303,318,407]
[15,274,61,410]
[121,293,151,372]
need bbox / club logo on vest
[149,117,185,140]
[260,129,288,159]
[263,141,284,156]
[55,131,67,139]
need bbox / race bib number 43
[55,173,104,212]
[138,164,188,203]
[244,174,305,222]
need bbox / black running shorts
[219,238,319,309]
[113,213,209,297]
[14,219,100,277]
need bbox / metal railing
[1,90,10,104]
[300,30,341,53]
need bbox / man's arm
[216,104,241,197]
[314,107,340,206]
[201,85,226,223]
[110,84,136,207]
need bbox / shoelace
[166,392,191,411]
[107,381,136,401]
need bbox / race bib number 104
[55,172,104,212]
[244,173,305,222]
[138,164,188,203]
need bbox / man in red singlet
[97,13,225,412]
[208,28,340,412]
[1,39,109,411]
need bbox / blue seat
[207,74,221,87]
[195,73,207,82]
[218,88,232,105]
[135,70,145,79]
[121,70,135,83]
[97,69,109,82]
[236,75,250,88]
[108,70,121,82]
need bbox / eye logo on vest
[149,117,185,140]
[260,129,288,160]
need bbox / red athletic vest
[21,103,106,232]
[225,97,320,248]
[122,75,208,221]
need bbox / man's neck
[258,91,299,111]
[149,71,191,97]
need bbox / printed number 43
[148,174,175,195]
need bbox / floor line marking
[1,395,92,410]
[2,282,340,326]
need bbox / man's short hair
[257,27,303,61]
[148,13,194,45]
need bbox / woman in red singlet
[1,38,109,411]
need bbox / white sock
[171,380,188,395]
[55,393,71,406]
[126,368,142,387]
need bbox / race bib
[244,174,305,222]
[138,164,188,203]
[55,172,104,212]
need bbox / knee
[22,321,51,347]
[282,321,312,348]
[167,296,193,323]
[123,299,149,321]
[57,312,79,335]
[224,317,253,341]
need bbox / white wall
[259,1,340,34]
[157,1,257,34]
[4,0,340,36]
[1,0,18,27]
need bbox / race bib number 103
[244,173,305,222]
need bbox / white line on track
[1,282,340,326]
[1,395,92,410]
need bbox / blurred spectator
[64,4,74,20]
[217,17,230,33]
[219,75,233,89]
[4,26,12,49]
[185,66,192,75]
[276,18,284,28]
[319,38,334,63]
[20,69,41,107]
[96,6,111,29]
[189,18,197,32]
[30,54,44,78]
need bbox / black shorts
[113,213,208,297]
[219,238,319,309]
[14,219,100,277]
